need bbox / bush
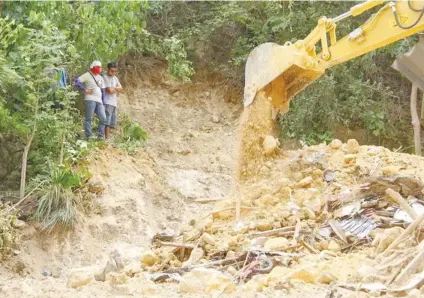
[115,115,148,155]
[0,205,19,258]
[33,164,82,233]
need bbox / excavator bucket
[392,38,424,91]
[244,42,325,114]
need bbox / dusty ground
[0,73,241,297]
[2,69,424,298]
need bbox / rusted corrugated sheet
[392,39,424,91]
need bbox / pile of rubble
[66,138,424,297]
[135,139,424,297]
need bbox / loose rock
[346,139,360,154]
[179,268,235,294]
[12,219,26,229]
[267,266,291,285]
[67,267,98,288]
[244,274,267,292]
[182,248,204,268]
[291,269,315,284]
[128,276,158,295]
[318,271,338,284]
[124,263,141,277]
[256,221,273,231]
[141,251,159,267]
[371,227,404,253]
[328,240,341,252]
[263,135,280,156]
[212,115,220,123]
[226,266,237,276]
[202,232,216,246]
[296,176,313,188]
[88,181,105,194]
[344,154,356,164]
[330,139,343,149]
[264,237,289,251]
[382,166,399,176]
[106,272,128,285]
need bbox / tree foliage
[144,1,414,146]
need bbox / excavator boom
[244,0,424,115]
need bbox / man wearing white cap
[74,61,107,140]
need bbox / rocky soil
[2,70,424,298]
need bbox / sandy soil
[0,73,241,297]
[3,68,424,298]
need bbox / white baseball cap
[90,60,101,68]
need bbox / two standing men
[74,61,122,140]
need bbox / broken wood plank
[190,253,247,269]
[200,206,257,220]
[375,210,396,217]
[300,240,319,254]
[294,219,301,240]
[394,240,424,284]
[381,211,424,257]
[329,219,348,244]
[386,188,418,220]
[250,226,295,237]
[410,84,422,156]
[194,198,229,204]
[157,241,195,249]
[389,271,424,292]
[341,239,366,253]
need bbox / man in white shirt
[74,61,107,140]
[103,61,123,138]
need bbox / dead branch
[19,133,34,199]
[250,226,295,237]
[386,188,417,220]
[157,241,195,249]
[194,198,229,203]
[189,253,247,269]
[411,84,422,155]
[381,212,424,257]
[394,241,424,284]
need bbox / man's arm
[100,77,106,104]
[74,74,93,94]
[74,77,86,91]
[101,88,106,104]
[103,75,116,94]
[115,77,123,94]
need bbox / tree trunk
[421,91,424,121]
[19,133,34,199]
[411,84,421,156]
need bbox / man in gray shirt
[103,61,123,138]
[74,60,107,140]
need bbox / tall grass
[34,165,81,233]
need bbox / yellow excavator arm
[244,0,424,115]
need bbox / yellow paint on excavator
[243,0,424,115]
[243,42,324,115]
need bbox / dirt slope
[0,72,240,297]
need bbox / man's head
[90,60,102,75]
[107,61,117,76]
